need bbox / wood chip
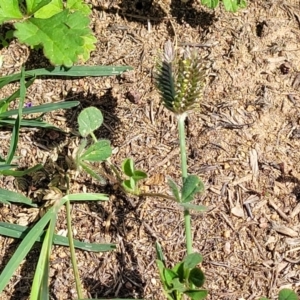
[272,222,298,237]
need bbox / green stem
[90,132,98,143]
[65,175,84,299]
[177,113,193,255]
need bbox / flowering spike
[155,41,206,114]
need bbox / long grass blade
[0,188,37,207]
[0,65,133,87]
[6,67,26,164]
[0,119,62,130]
[1,164,43,176]
[0,208,54,293]
[0,101,79,118]
[0,222,116,252]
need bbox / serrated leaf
[278,289,298,300]
[122,158,135,177]
[181,175,204,203]
[78,107,103,137]
[80,140,112,162]
[67,0,91,15]
[201,0,219,9]
[80,33,97,61]
[168,178,181,202]
[189,268,205,287]
[184,253,203,269]
[33,0,63,18]
[223,0,239,12]
[184,289,208,300]
[14,9,95,67]
[0,0,23,24]
[27,0,53,15]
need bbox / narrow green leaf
[167,178,181,202]
[184,253,203,269]
[181,175,204,203]
[80,140,112,162]
[189,268,205,287]
[184,289,208,300]
[0,188,37,207]
[30,214,55,300]
[0,222,116,252]
[65,193,109,201]
[278,289,298,300]
[259,298,269,300]
[155,242,165,264]
[80,161,107,184]
[1,164,43,177]
[0,207,54,293]
[6,67,26,164]
[0,66,133,87]
[78,107,103,137]
[0,101,79,117]
[0,119,62,130]
[0,164,17,171]
[122,158,135,177]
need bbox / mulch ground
[1,0,300,299]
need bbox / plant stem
[177,113,193,255]
[138,192,176,202]
[65,175,84,299]
[90,132,98,143]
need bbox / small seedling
[200,0,247,12]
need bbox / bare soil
[1,0,300,299]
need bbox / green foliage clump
[0,0,96,67]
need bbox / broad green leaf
[163,268,177,287]
[278,289,298,300]
[170,278,186,292]
[184,289,208,300]
[201,0,219,9]
[33,0,63,18]
[0,188,37,207]
[181,175,204,203]
[26,0,52,15]
[179,203,207,212]
[189,268,205,287]
[80,161,107,184]
[122,158,135,177]
[0,0,23,24]
[0,222,116,251]
[223,0,239,12]
[122,179,135,193]
[67,0,91,15]
[172,261,185,282]
[184,253,203,269]
[132,170,147,181]
[80,140,112,162]
[80,33,97,61]
[14,10,94,67]
[168,178,180,202]
[78,107,103,137]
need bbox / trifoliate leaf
[14,9,95,66]
[0,0,23,24]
